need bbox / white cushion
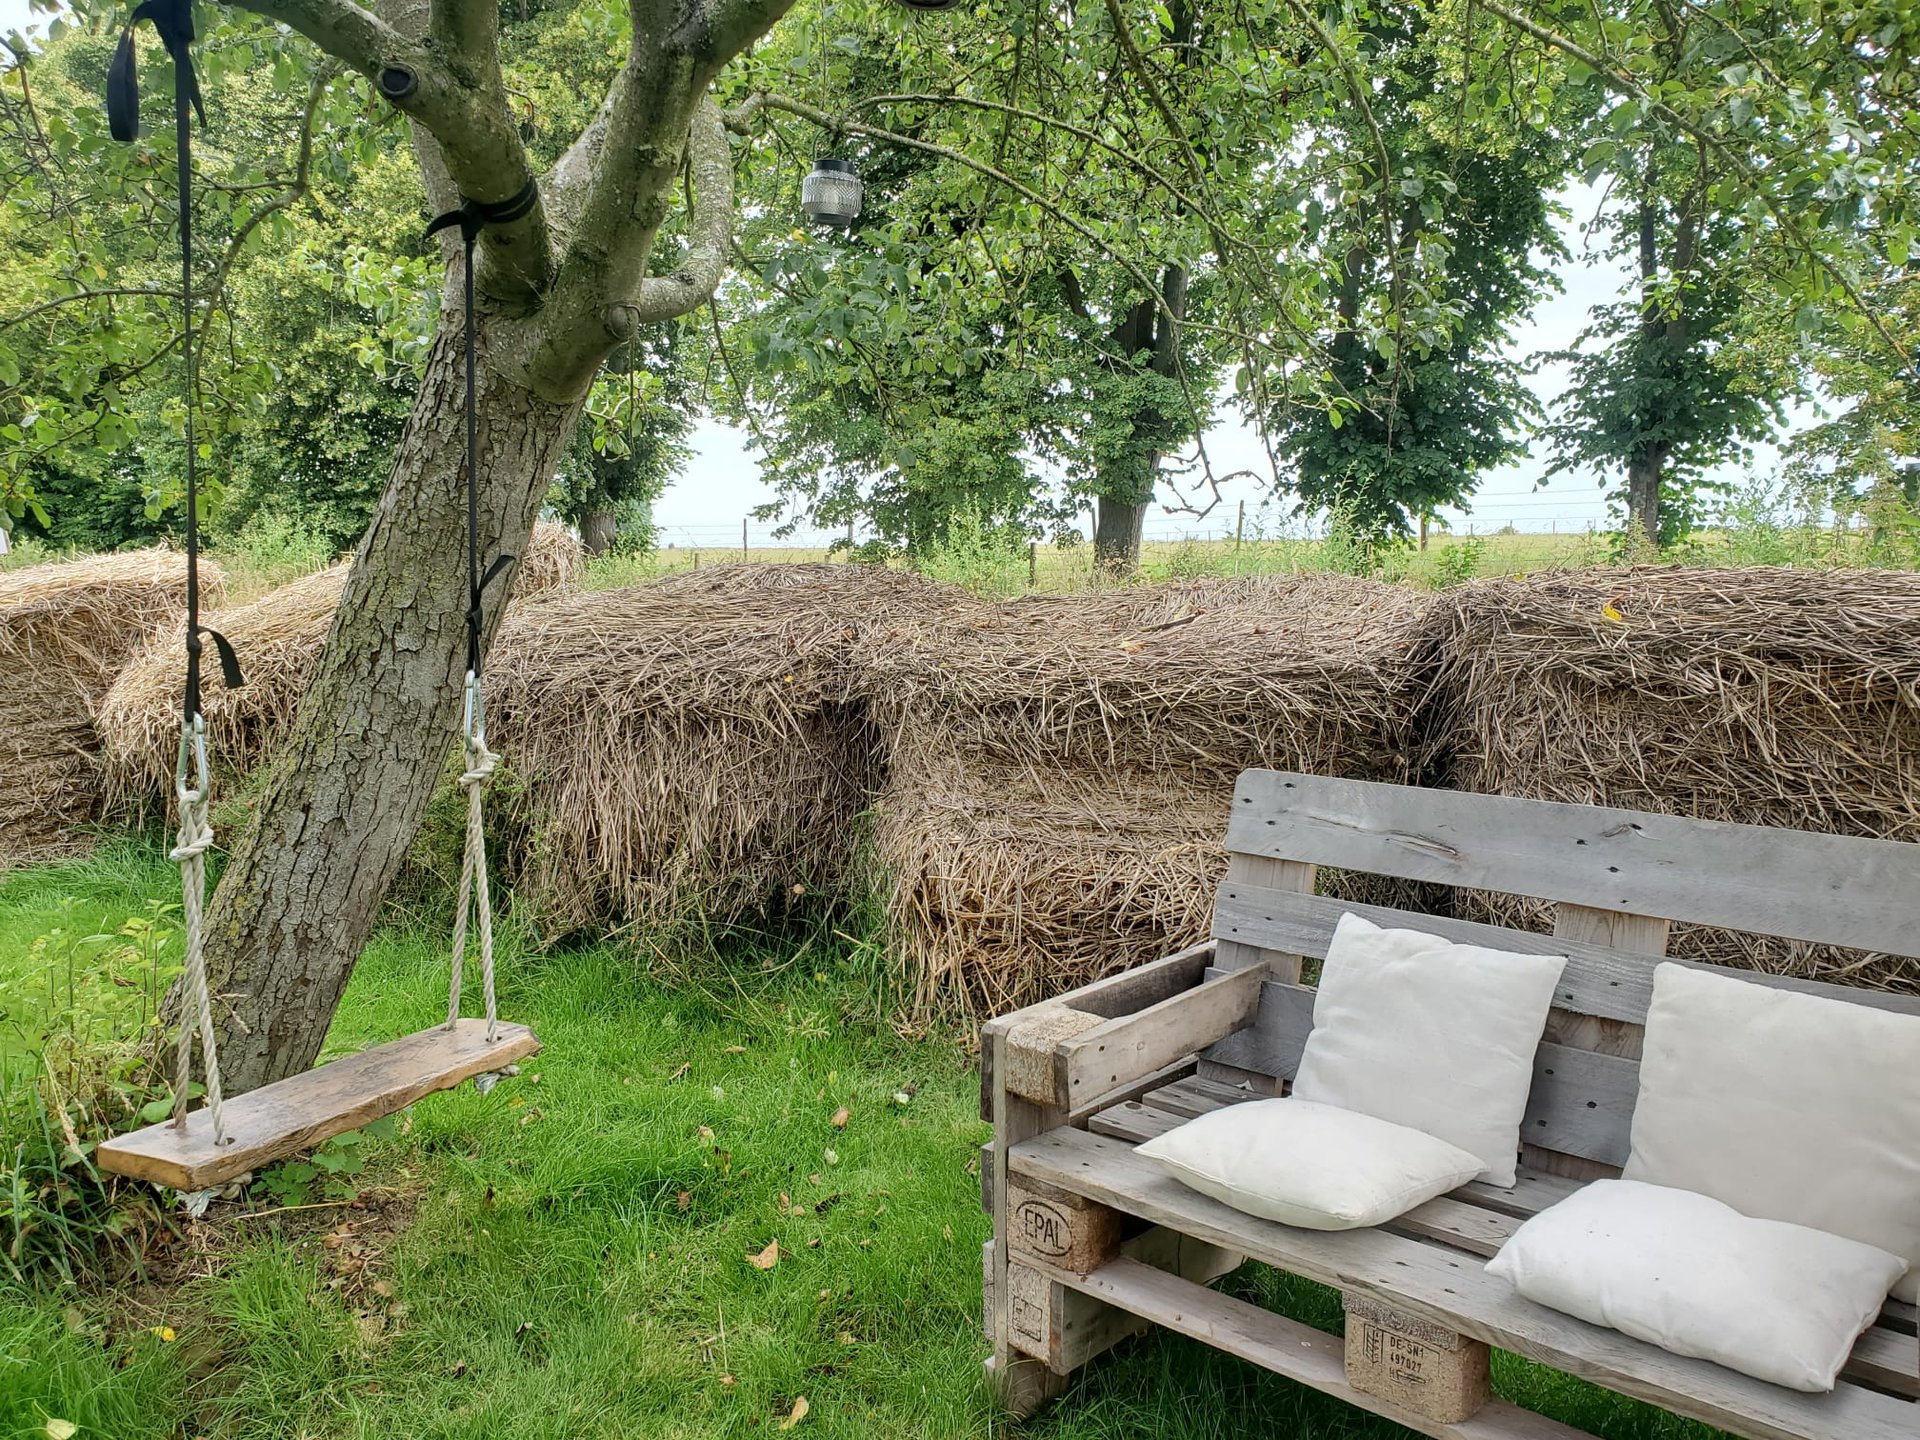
[1624,963,1920,1303]
[1487,1179,1903,1392]
[1137,1097,1483,1230]
[1290,913,1567,1187]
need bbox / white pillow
[1291,913,1567,1187]
[1624,963,1920,1303]
[1138,1097,1483,1230]
[1487,1179,1903,1392]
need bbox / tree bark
[1093,493,1150,573]
[1626,440,1666,546]
[580,507,617,556]
[201,308,581,1092]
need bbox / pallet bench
[981,771,1920,1440]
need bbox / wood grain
[96,1020,540,1191]
[1226,771,1920,959]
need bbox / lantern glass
[802,158,863,228]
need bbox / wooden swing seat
[96,1019,540,1191]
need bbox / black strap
[106,0,240,723]
[425,183,534,677]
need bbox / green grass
[0,848,1722,1440]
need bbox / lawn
[0,843,1717,1440]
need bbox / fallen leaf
[1601,601,1625,622]
[822,1148,839,1167]
[667,1062,691,1081]
[724,1045,748,1055]
[677,1190,692,1212]
[790,1205,806,1216]
[829,1107,849,1129]
[778,1396,810,1429]
[720,1373,736,1387]
[46,1421,79,1440]
[698,1125,716,1142]
[779,1192,791,1208]
[747,1240,780,1270]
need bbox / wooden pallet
[97,1020,540,1190]
[981,770,1920,1440]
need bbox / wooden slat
[1084,1099,1917,1396]
[1213,854,1315,975]
[1209,885,1920,1024]
[1226,771,1920,961]
[1013,1127,1917,1440]
[979,940,1218,1120]
[989,1025,1070,1411]
[96,1020,540,1191]
[1058,965,1266,1107]
[1033,1254,1595,1440]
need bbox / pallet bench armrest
[979,940,1218,1118]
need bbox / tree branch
[229,0,551,299]
[622,98,734,325]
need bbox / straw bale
[651,559,961,613]
[1424,566,1920,992]
[857,575,1433,786]
[872,749,1228,1011]
[95,522,585,805]
[864,575,1439,1008]
[0,548,217,868]
[485,580,887,934]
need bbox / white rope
[171,715,225,1143]
[447,671,500,1044]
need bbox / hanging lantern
[802,157,863,229]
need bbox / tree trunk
[200,311,581,1092]
[1093,493,1149,574]
[1626,441,1665,546]
[580,507,617,556]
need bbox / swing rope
[108,0,242,1146]
[426,185,533,1045]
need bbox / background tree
[552,325,694,555]
[1541,154,1791,544]
[1267,7,1574,541]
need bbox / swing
[94,7,539,1196]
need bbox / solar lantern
[801,157,863,228]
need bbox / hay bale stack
[861,576,1437,1008]
[96,522,586,805]
[487,568,962,935]
[0,549,217,868]
[1425,566,1920,991]
[514,521,585,597]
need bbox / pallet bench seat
[981,771,1920,1440]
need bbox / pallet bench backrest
[1205,771,1920,1180]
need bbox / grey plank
[1211,885,1920,1024]
[1522,1044,1638,1169]
[1227,771,1920,961]
[1012,1127,1917,1440]
[1059,965,1266,1107]
[1036,1254,1597,1440]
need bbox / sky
[3,0,1807,546]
